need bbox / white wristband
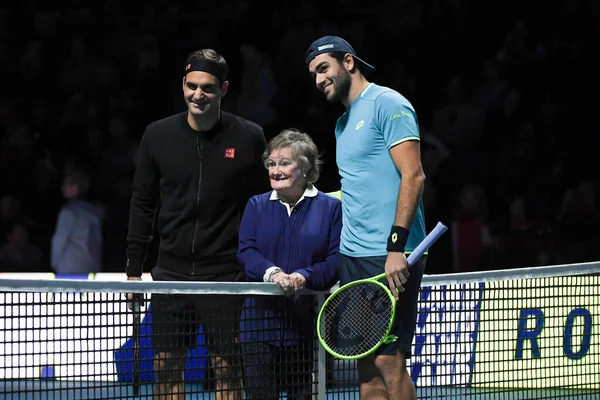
[264,266,282,282]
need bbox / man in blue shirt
[306,36,427,400]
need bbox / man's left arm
[386,141,425,298]
[377,94,425,299]
[390,141,425,233]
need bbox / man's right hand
[126,276,145,310]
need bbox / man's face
[182,71,228,117]
[308,53,352,103]
[61,178,78,199]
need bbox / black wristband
[386,225,410,252]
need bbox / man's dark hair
[185,49,228,82]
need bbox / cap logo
[317,44,335,51]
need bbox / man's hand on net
[126,276,145,310]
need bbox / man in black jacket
[126,48,269,400]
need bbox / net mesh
[0,262,599,400]
[319,281,394,358]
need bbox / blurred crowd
[1,0,598,275]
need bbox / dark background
[1,0,598,275]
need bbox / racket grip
[406,222,447,265]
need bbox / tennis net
[0,261,599,400]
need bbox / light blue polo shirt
[335,83,426,257]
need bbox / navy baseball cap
[305,35,375,75]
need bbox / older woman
[237,128,341,400]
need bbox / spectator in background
[479,195,553,271]
[431,74,486,186]
[234,44,279,129]
[0,35,16,89]
[507,196,553,265]
[31,148,62,203]
[96,117,137,273]
[237,129,341,399]
[137,33,161,76]
[556,180,600,262]
[58,35,95,94]
[51,167,104,275]
[54,92,104,160]
[431,74,486,148]
[476,225,520,271]
[19,40,46,88]
[0,195,36,240]
[1,115,37,170]
[420,126,450,216]
[495,20,532,69]
[451,184,491,272]
[0,218,42,272]
[0,195,26,234]
[95,115,137,197]
[471,59,510,114]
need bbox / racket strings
[320,283,393,357]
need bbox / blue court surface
[0,381,597,400]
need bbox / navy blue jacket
[237,190,341,344]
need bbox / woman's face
[266,146,306,194]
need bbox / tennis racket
[317,221,448,360]
[131,293,144,396]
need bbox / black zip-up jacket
[126,111,269,277]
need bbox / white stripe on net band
[0,261,599,294]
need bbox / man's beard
[327,70,351,103]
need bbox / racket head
[318,278,396,360]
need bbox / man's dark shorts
[338,254,426,359]
[150,266,244,356]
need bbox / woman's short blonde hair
[264,128,322,183]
